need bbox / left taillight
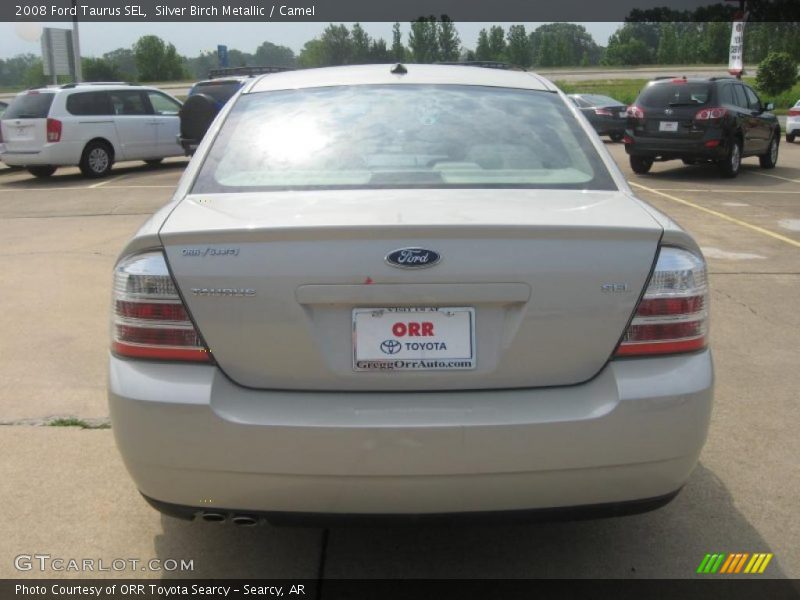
[615,246,708,357]
[46,118,62,142]
[111,250,211,362]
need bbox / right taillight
[111,251,210,362]
[46,118,62,142]
[615,246,708,357]
[789,108,800,117]
[627,105,645,120]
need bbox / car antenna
[390,63,408,75]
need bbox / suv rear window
[3,92,55,119]
[67,91,111,116]
[190,81,242,104]
[193,84,616,193]
[637,83,711,108]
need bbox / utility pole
[71,0,82,82]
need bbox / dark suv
[624,77,780,178]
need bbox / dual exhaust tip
[200,512,259,526]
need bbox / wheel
[682,159,697,166]
[759,133,779,169]
[79,141,114,178]
[27,166,57,178]
[629,155,653,174]
[786,133,796,143]
[717,139,741,178]
[144,159,164,167]
[609,132,624,143]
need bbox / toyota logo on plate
[380,339,402,355]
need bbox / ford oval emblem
[385,247,441,269]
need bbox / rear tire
[28,166,57,178]
[609,132,624,143]
[717,139,741,178]
[144,159,163,167]
[759,133,779,169]
[79,141,114,178]
[630,155,653,174]
[786,133,796,143]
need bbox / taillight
[695,107,727,121]
[46,118,62,142]
[789,108,800,117]
[111,251,210,362]
[595,108,613,116]
[615,247,708,357]
[627,105,645,120]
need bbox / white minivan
[0,83,184,178]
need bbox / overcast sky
[0,22,621,59]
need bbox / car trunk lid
[160,189,663,391]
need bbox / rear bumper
[109,350,714,516]
[787,117,800,135]
[0,142,80,166]
[625,134,729,161]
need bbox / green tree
[82,57,121,81]
[298,39,326,68]
[351,23,372,63]
[133,35,186,81]
[254,41,295,67]
[603,24,655,66]
[369,38,392,63]
[530,23,601,67]
[756,51,798,95]
[391,22,406,62]
[103,48,138,80]
[438,16,461,61]
[409,17,439,63]
[488,26,507,61]
[506,25,531,67]
[657,23,678,64]
[475,29,491,61]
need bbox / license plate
[618,111,627,118]
[353,307,475,371]
[659,121,679,132]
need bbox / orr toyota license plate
[353,307,476,371]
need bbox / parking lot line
[629,181,800,249]
[649,188,800,195]
[747,171,800,184]
[88,173,131,188]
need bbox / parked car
[0,82,183,178]
[624,76,780,177]
[179,66,292,155]
[787,99,799,143]
[0,100,7,157]
[110,64,713,524]
[568,93,628,142]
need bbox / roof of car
[22,83,162,95]
[247,64,558,94]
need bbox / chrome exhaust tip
[231,514,258,526]
[200,512,226,523]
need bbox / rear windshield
[3,92,55,119]
[637,83,711,108]
[190,81,242,104]
[192,85,616,193]
[581,94,623,107]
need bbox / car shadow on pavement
[150,463,788,579]
[629,162,799,184]
[0,160,188,187]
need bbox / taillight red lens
[111,251,210,362]
[615,247,708,357]
[789,108,800,117]
[695,107,727,121]
[627,105,645,120]
[46,118,62,142]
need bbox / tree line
[1,19,799,88]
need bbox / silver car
[109,64,713,524]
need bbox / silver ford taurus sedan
[109,64,713,524]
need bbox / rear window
[193,84,616,193]
[4,92,55,119]
[581,94,623,107]
[190,81,242,104]
[637,83,711,108]
[67,91,111,116]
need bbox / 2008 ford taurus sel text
[108,64,713,524]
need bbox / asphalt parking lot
[1,143,798,580]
